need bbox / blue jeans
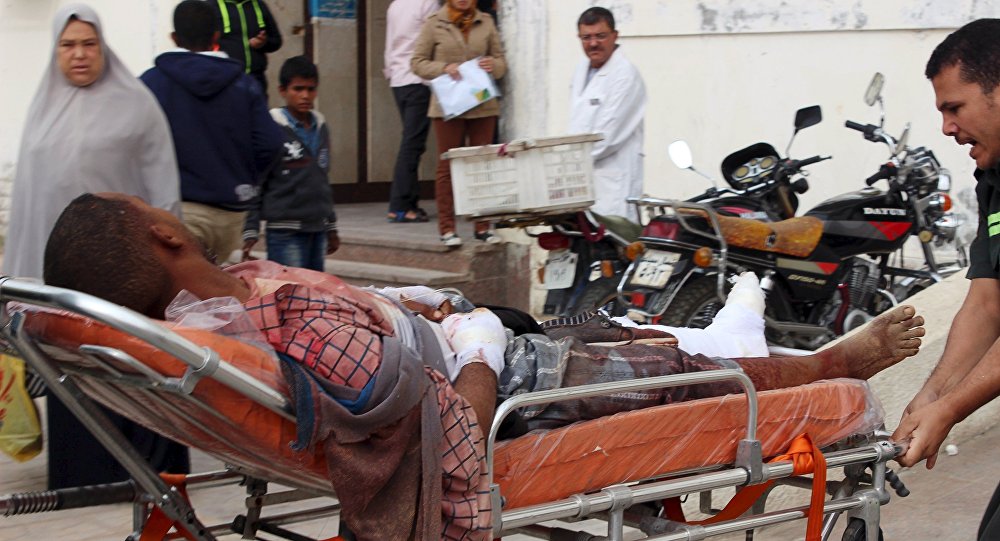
[266,230,327,271]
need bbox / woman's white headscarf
[3,3,180,279]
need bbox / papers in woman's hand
[430,58,501,120]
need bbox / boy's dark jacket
[243,108,338,241]
[213,0,283,75]
[140,51,282,210]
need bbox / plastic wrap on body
[493,378,883,510]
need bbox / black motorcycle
[501,142,809,318]
[615,76,964,349]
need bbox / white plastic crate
[443,133,602,217]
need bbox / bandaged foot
[441,308,507,377]
[613,272,769,358]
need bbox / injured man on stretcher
[42,193,925,540]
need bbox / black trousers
[388,84,431,214]
[47,394,190,490]
[980,480,1000,540]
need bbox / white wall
[529,0,996,215]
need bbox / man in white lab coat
[569,6,647,221]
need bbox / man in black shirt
[894,18,1000,541]
[211,0,283,99]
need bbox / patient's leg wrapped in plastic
[499,333,743,430]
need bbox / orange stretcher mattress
[21,310,881,510]
[493,378,879,508]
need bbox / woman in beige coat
[411,0,506,246]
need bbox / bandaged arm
[443,309,506,431]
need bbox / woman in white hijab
[7,4,187,490]
[3,3,180,280]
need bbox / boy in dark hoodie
[141,0,282,265]
[242,56,340,271]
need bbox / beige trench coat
[410,6,507,119]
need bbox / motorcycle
[502,137,810,318]
[615,74,965,349]
[495,210,640,317]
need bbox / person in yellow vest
[211,0,283,99]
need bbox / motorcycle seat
[716,215,823,257]
[681,211,823,257]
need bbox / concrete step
[334,225,503,273]
[323,258,468,288]
[243,202,532,309]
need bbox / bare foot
[829,305,925,380]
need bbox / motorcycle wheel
[572,278,623,316]
[657,276,727,329]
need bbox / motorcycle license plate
[630,250,680,288]
[543,250,578,290]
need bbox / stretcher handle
[486,368,759,485]
[0,277,293,419]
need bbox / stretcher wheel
[842,518,884,541]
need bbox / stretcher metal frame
[0,278,901,540]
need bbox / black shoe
[474,231,502,244]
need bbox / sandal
[387,210,428,223]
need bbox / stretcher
[0,277,908,540]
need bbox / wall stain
[698,3,718,32]
[683,0,995,35]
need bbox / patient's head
[44,193,170,315]
[44,193,244,317]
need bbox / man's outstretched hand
[892,398,956,469]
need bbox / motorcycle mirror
[668,140,718,188]
[864,73,885,107]
[787,105,822,156]
[793,105,823,132]
[668,140,694,170]
[895,123,911,155]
